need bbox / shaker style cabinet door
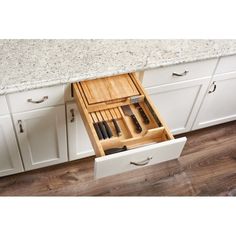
[0,115,24,177]
[13,106,68,170]
[146,78,211,134]
[193,73,236,130]
[66,103,94,161]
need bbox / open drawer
[73,73,187,179]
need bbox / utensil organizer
[73,73,174,157]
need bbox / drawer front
[95,137,187,179]
[215,55,236,75]
[7,85,65,113]
[142,59,217,88]
[0,96,9,115]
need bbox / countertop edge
[1,51,236,96]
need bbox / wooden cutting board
[80,74,140,104]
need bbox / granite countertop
[1,39,236,95]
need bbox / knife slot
[118,107,135,138]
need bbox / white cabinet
[13,105,68,170]
[146,78,211,134]
[0,96,9,115]
[193,72,236,129]
[0,115,24,177]
[66,102,94,161]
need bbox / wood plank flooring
[0,121,236,196]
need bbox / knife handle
[98,122,108,139]
[105,146,127,155]
[131,114,142,133]
[103,121,113,138]
[137,107,150,124]
[93,122,103,140]
[112,119,121,136]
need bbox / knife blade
[121,105,142,133]
[134,103,150,124]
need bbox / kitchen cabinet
[145,78,211,134]
[193,72,236,129]
[66,102,94,161]
[0,115,24,177]
[13,105,68,170]
[0,96,9,115]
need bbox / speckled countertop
[1,39,236,95]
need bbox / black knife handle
[137,107,150,124]
[103,121,113,138]
[93,123,103,140]
[131,114,142,133]
[105,146,127,155]
[98,122,108,139]
[112,119,121,136]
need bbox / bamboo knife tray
[73,73,174,157]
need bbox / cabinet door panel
[0,115,23,177]
[193,73,236,129]
[13,106,68,170]
[146,78,210,134]
[67,103,94,161]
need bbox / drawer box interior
[73,73,174,157]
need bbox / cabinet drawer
[73,73,187,179]
[215,55,236,75]
[7,85,65,113]
[95,137,186,179]
[142,59,217,88]
[0,96,9,115]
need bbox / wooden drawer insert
[73,73,176,158]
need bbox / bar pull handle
[18,120,24,133]
[130,156,153,166]
[70,109,75,122]
[27,96,48,104]
[172,70,189,77]
[208,81,217,93]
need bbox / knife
[121,105,142,133]
[100,112,113,138]
[104,142,157,155]
[98,121,108,139]
[93,122,103,140]
[109,109,122,136]
[134,103,150,124]
[102,120,113,138]
[90,113,103,140]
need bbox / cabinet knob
[70,109,75,122]
[172,70,189,77]
[18,120,24,133]
[208,81,217,93]
[27,96,48,104]
[130,156,153,166]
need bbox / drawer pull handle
[27,96,48,104]
[18,120,24,133]
[130,157,153,166]
[208,81,217,93]
[70,109,75,122]
[172,70,189,77]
